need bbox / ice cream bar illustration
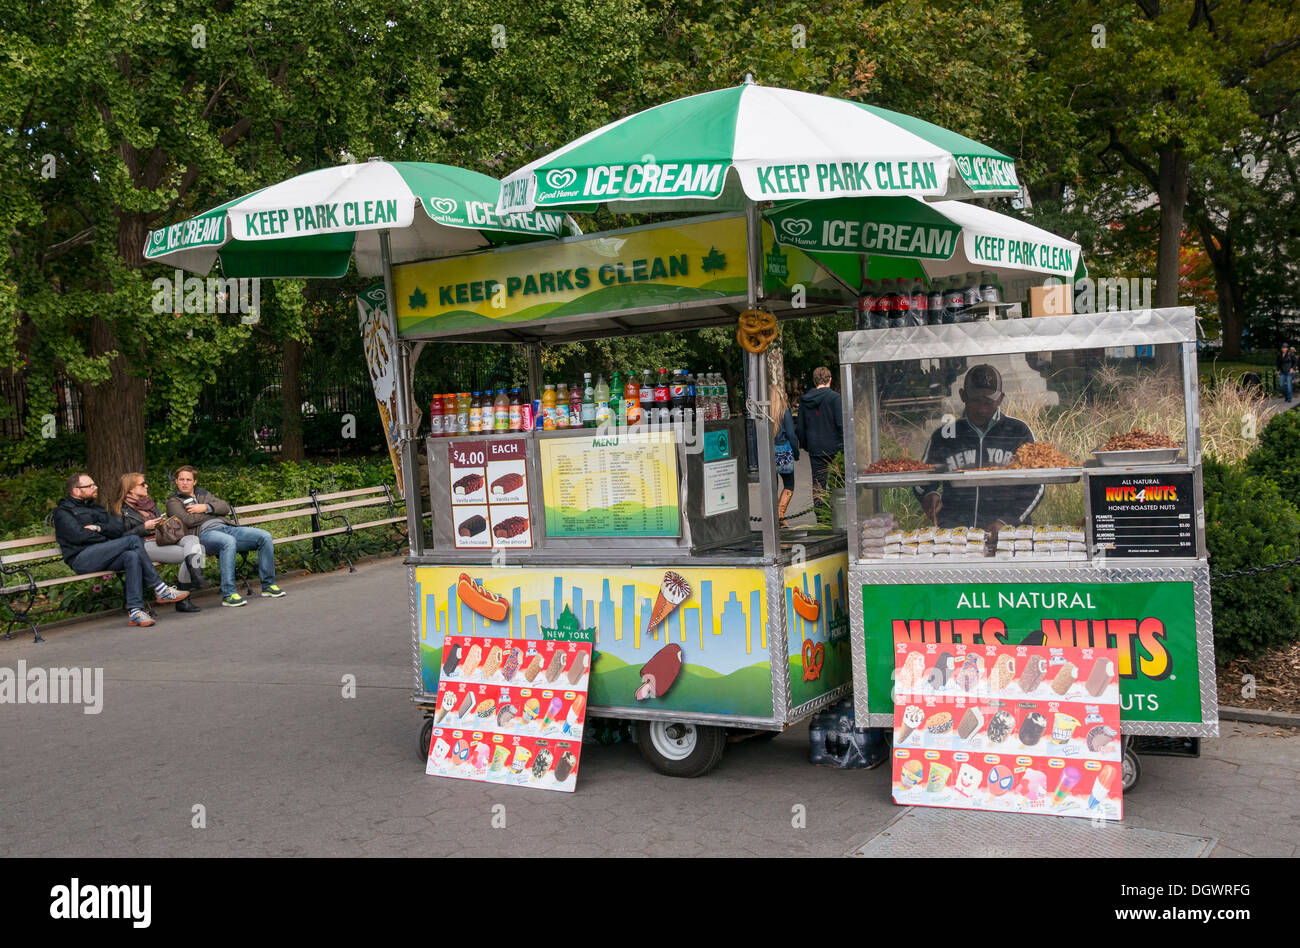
[442,644,461,677]
[986,764,1015,796]
[492,516,529,539]
[455,691,476,721]
[955,762,982,797]
[565,651,589,685]
[555,751,577,782]
[958,707,984,739]
[496,704,517,728]
[1051,712,1080,743]
[900,760,924,789]
[925,761,951,792]
[1086,724,1118,753]
[986,709,1015,743]
[531,748,553,780]
[474,698,496,718]
[430,737,450,763]
[471,741,491,773]
[480,645,504,680]
[490,745,510,772]
[1052,766,1082,805]
[521,697,542,725]
[564,694,587,732]
[1018,769,1047,804]
[1019,655,1047,692]
[791,587,820,623]
[1086,658,1114,696]
[457,515,486,538]
[501,648,523,683]
[491,472,524,495]
[1050,662,1077,695]
[954,653,985,692]
[647,571,691,637]
[988,654,1016,691]
[925,652,955,689]
[510,746,532,775]
[1088,765,1117,808]
[521,654,544,682]
[542,650,566,683]
[896,652,926,692]
[457,574,509,623]
[459,644,483,678]
[635,643,684,700]
[898,705,924,743]
[434,690,457,723]
[452,739,470,764]
[925,711,953,735]
[1019,711,1047,746]
[541,696,564,728]
[452,473,483,496]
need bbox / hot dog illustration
[646,571,690,638]
[791,588,820,623]
[635,643,684,701]
[457,573,509,623]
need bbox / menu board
[890,640,1123,820]
[539,431,679,538]
[449,438,532,549]
[1089,472,1195,559]
[426,611,593,792]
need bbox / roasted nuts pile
[1098,429,1179,451]
[1005,442,1074,469]
[863,458,937,474]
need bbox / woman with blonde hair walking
[112,473,205,612]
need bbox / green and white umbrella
[145,160,576,278]
[766,195,1084,281]
[498,80,1018,214]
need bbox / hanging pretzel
[737,308,779,353]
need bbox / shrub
[1204,458,1300,662]
[1245,410,1300,508]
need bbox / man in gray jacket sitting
[166,465,285,608]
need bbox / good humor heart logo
[545,168,578,190]
[955,155,973,178]
[430,198,458,216]
[780,218,813,239]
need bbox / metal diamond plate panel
[847,563,1219,735]
[849,808,1216,858]
[838,307,1195,364]
[766,565,790,723]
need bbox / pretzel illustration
[737,308,779,353]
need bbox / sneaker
[155,585,190,604]
[222,593,247,608]
[129,608,156,627]
[261,584,286,598]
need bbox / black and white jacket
[913,412,1044,528]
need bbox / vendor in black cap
[913,363,1043,533]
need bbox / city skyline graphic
[786,561,849,648]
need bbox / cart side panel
[782,553,853,718]
[414,564,774,720]
[849,565,1218,736]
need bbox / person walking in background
[1277,344,1296,403]
[796,366,843,510]
[166,466,284,607]
[771,379,800,528]
[112,473,204,613]
[52,473,191,627]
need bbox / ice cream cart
[839,307,1219,789]
[391,210,863,777]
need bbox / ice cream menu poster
[426,610,593,792]
[891,641,1123,820]
[539,431,680,538]
[449,438,532,550]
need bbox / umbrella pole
[746,199,779,559]
[380,228,425,552]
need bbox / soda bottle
[430,395,444,438]
[457,392,471,434]
[654,368,670,424]
[508,388,522,431]
[625,372,642,426]
[608,370,622,427]
[886,279,905,329]
[639,369,655,422]
[856,279,878,332]
[541,383,557,431]
[907,278,927,327]
[717,374,730,419]
[966,271,983,313]
[468,391,482,433]
[594,374,611,427]
[979,270,1001,306]
[872,280,892,329]
[493,388,509,432]
[581,373,596,427]
[569,380,583,427]
[555,381,570,428]
[519,387,534,431]
[683,370,696,426]
[927,281,944,326]
[943,277,966,324]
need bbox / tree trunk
[280,336,304,461]
[1196,214,1243,357]
[1155,146,1190,308]
[83,316,146,499]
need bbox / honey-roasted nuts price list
[1088,472,1195,559]
[449,438,532,550]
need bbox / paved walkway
[1,558,1295,857]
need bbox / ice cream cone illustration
[898,705,924,743]
[646,571,691,638]
[434,690,457,724]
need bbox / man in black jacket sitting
[913,364,1044,532]
[52,473,190,628]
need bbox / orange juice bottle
[541,383,557,431]
[624,371,641,425]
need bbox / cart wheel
[1122,741,1141,792]
[635,721,726,777]
[418,718,434,763]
